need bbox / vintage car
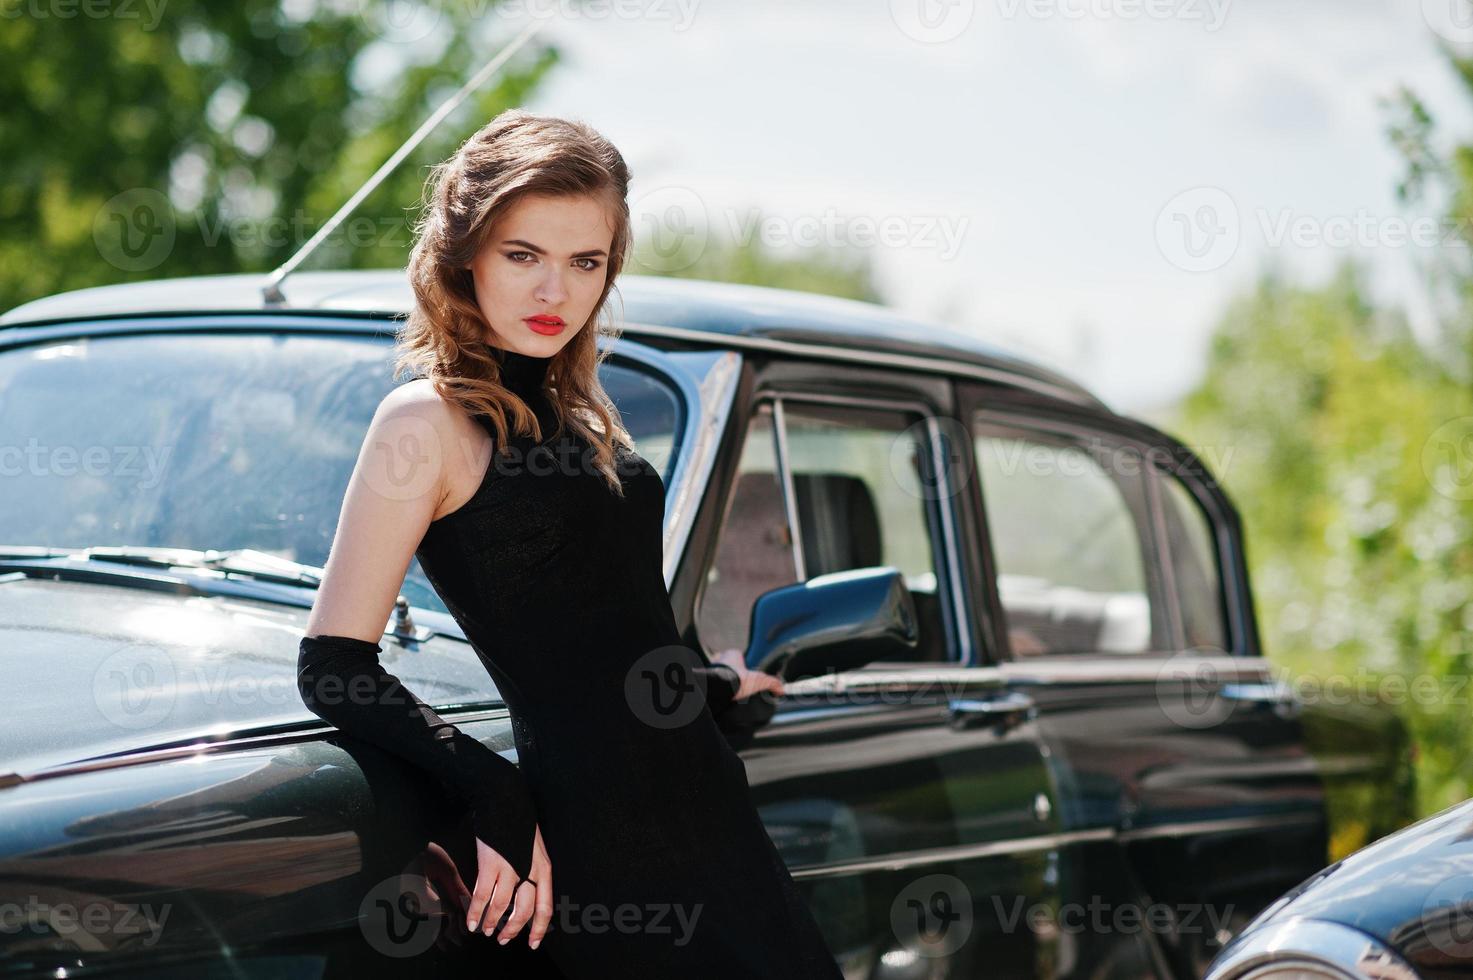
[0,271,1416,978]
[1205,794,1473,979]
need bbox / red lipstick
[525,314,566,336]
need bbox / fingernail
[466,919,475,930]
[530,939,540,950]
[498,935,510,945]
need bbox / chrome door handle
[948,691,1037,732]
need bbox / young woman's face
[466,192,617,358]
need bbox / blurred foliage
[0,0,558,313]
[1167,260,1473,821]
[1164,44,1473,830]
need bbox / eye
[575,258,603,272]
[505,251,534,263]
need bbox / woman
[296,109,844,978]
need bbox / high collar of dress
[493,346,552,400]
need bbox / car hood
[0,575,499,778]
[1239,796,1473,973]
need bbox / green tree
[0,1,556,312]
[1169,262,1473,821]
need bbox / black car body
[1206,795,1473,979]
[0,271,1417,978]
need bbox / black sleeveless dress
[409,347,843,978]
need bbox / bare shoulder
[370,379,486,499]
[374,379,472,438]
[380,376,450,414]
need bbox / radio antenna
[261,18,547,306]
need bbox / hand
[468,823,554,950]
[714,648,785,700]
[419,841,471,951]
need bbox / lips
[524,315,566,336]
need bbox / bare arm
[296,383,539,878]
[306,380,455,642]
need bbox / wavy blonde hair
[393,109,635,496]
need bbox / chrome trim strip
[3,705,519,785]
[771,398,807,581]
[789,828,1116,878]
[788,811,1325,880]
[615,320,1102,408]
[1145,457,1188,651]
[925,413,974,665]
[1205,917,1418,980]
[660,350,743,586]
[1117,811,1323,843]
[999,655,1273,685]
[782,666,1006,698]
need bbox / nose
[533,264,569,307]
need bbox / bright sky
[504,0,1473,415]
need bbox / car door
[688,358,1065,978]
[957,385,1329,978]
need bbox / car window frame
[970,407,1176,659]
[955,386,1254,666]
[692,386,975,667]
[1143,443,1247,658]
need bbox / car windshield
[0,327,683,615]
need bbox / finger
[528,875,554,949]
[496,878,537,944]
[466,863,504,932]
[480,869,517,937]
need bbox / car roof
[0,270,1103,407]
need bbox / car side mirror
[746,566,919,682]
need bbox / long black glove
[695,661,742,717]
[296,633,538,880]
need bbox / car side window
[973,417,1164,656]
[1158,472,1230,653]
[697,398,956,663]
[695,404,798,655]
[779,400,951,663]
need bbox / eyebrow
[501,239,608,259]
